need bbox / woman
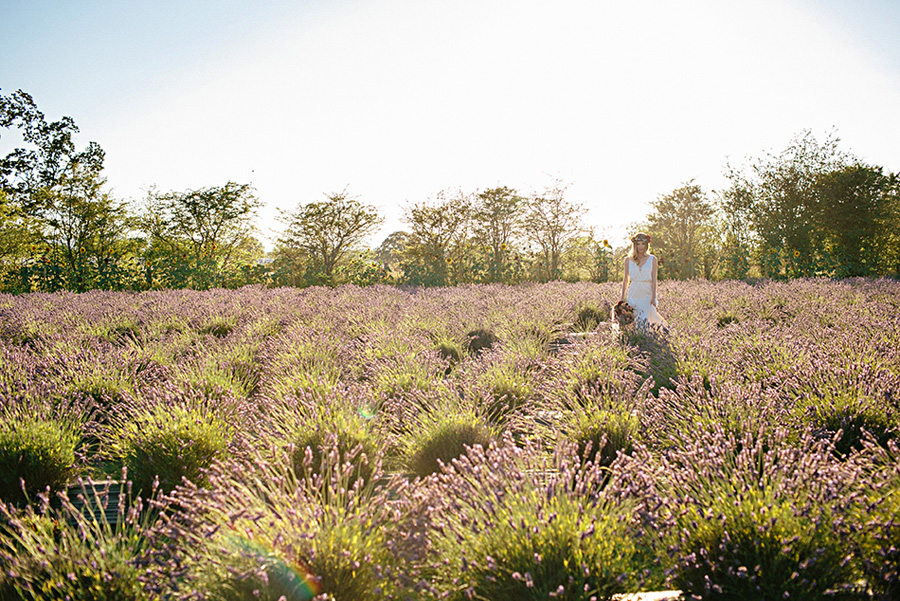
[619,232,667,326]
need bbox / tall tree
[816,164,899,277]
[722,130,848,277]
[470,186,524,283]
[400,189,471,286]
[522,181,585,281]
[0,189,37,263]
[34,165,134,290]
[277,189,382,285]
[646,182,716,280]
[374,230,409,271]
[142,182,262,287]
[1,89,138,291]
[0,89,105,211]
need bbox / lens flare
[226,535,321,600]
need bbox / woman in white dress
[619,232,667,327]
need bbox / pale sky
[2,0,900,250]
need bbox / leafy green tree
[645,181,716,280]
[141,182,262,288]
[0,189,40,290]
[721,130,848,278]
[1,89,139,291]
[470,186,524,283]
[0,89,104,208]
[373,230,410,282]
[32,165,136,291]
[374,230,409,266]
[276,189,383,286]
[399,189,471,286]
[220,235,269,288]
[817,163,899,277]
[560,230,615,282]
[522,181,585,281]
[720,130,900,278]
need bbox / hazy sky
[2,0,900,249]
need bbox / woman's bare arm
[620,257,630,302]
[651,255,658,306]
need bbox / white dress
[626,256,668,326]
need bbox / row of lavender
[1,279,899,600]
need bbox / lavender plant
[399,394,497,477]
[0,397,87,506]
[144,441,426,601]
[785,363,900,457]
[654,427,868,600]
[855,441,900,600]
[264,389,383,488]
[2,278,900,593]
[102,388,240,497]
[423,441,649,600]
[0,475,156,600]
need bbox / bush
[291,420,380,489]
[0,412,80,506]
[568,408,640,469]
[673,492,861,600]
[855,444,900,601]
[643,377,785,452]
[260,387,382,490]
[466,328,497,355]
[574,301,610,331]
[484,369,533,425]
[800,395,898,457]
[406,412,495,477]
[662,429,864,600]
[433,337,464,366]
[145,445,421,601]
[0,478,153,600]
[427,443,646,600]
[106,402,233,497]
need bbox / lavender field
[1,279,900,600]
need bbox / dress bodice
[628,256,653,282]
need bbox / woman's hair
[628,232,651,260]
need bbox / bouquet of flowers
[614,300,634,326]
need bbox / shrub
[465,328,496,355]
[0,477,153,600]
[434,337,464,373]
[799,394,898,457]
[661,429,865,600]
[291,420,380,489]
[568,408,640,469]
[538,334,643,410]
[854,442,900,601]
[260,387,382,489]
[426,442,647,600]
[574,301,610,331]
[105,401,234,497]
[405,412,495,478]
[643,376,786,452]
[145,444,423,601]
[0,409,81,506]
[484,368,533,425]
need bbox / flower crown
[631,234,651,244]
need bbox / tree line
[2,89,899,293]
